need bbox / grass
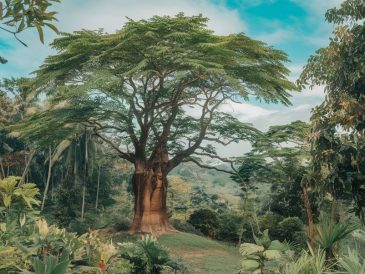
[159,232,241,274]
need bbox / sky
[0,0,343,156]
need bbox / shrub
[217,213,243,242]
[170,219,203,236]
[239,229,294,274]
[277,217,304,243]
[113,218,132,232]
[119,235,186,274]
[188,209,220,238]
[259,211,284,240]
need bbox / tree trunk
[41,147,52,210]
[129,168,174,235]
[302,186,315,249]
[95,165,101,209]
[81,185,86,220]
[0,157,5,179]
[19,150,35,186]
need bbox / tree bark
[81,185,86,220]
[0,157,5,179]
[95,165,101,209]
[302,186,315,249]
[129,167,174,235]
[19,150,35,186]
[41,147,52,210]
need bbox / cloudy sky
[0,0,343,155]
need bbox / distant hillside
[168,162,271,213]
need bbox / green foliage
[283,249,329,274]
[26,250,71,274]
[315,216,358,259]
[276,217,304,244]
[0,176,40,209]
[338,248,365,274]
[0,0,60,63]
[258,211,283,239]
[217,213,243,242]
[119,235,186,274]
[188,209,220,238]
[0,0,59,42]
[169,219,203,236]
[299,0,365,220]
[15,14,296,193]
[239,229,293,273]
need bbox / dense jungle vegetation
[1,0,365,273]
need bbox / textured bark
[41,147,52,210]
[95,165,101,209]
[0,157,5,179]
[19,150,35,185]
[129,168,174,235]
[302,187,315,249]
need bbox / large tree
[17,14,296,234]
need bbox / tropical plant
[338,248,365,274]
[315,216,358,260]
[0,176,40,232]
[239,229,294,273]
[119,235,186,274]
[283,248,330,274]
[24,250,71,274]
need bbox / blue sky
[0,0,343,145]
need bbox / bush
[277,217,304,243]
[259,211,284,240]
[217,213,243,242]
[119,235,186,274]
[188,209,220,238]
[113,217,132,232]
[170,219,203,236]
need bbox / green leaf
[51,259,70,274]
[263,250,282,260]
[2,194,12,208]
[17,18,26,32]
[241,259,261,271]
[239,243,264,256]
[45,22,59,34]
[35,23,44,43]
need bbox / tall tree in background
[17,14,296,234]
[299,0,365,222]
[234,121,318,247]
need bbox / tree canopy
[13,13,297,233]
[19,14,296,169]
[299,0,365,220]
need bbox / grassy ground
[159,232,241,274]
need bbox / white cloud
[290,0,343,16]
[255,28,295,45]
[58,0,245,35]
[219,101,275,121]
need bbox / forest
[0,0,365,273]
